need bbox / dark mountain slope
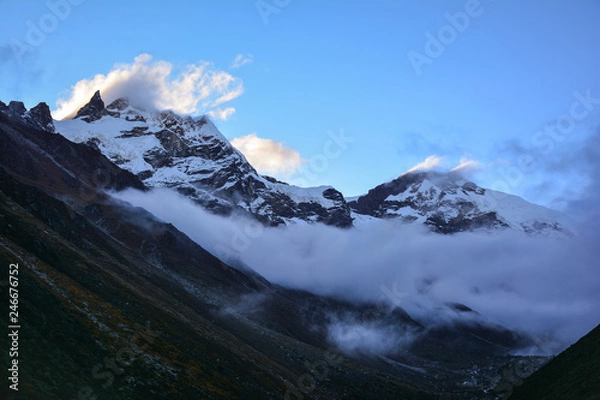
[509,324,600,400]
[0,100,551,399]
[1,104,436,398]
[0,105,144,203]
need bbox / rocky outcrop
[0,100,56,133]
[29,102,56,133]
[74,90,108,122]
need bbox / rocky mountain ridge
[0,99,56,133]
[348,170,568,235]
[56,91,353,227]
[8,91,568,235]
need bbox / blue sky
[2,0,600,208]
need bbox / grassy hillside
[509,324,600,400]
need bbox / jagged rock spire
[29,102,55,133]
[0,99,55,133]
[8,101,27,115]
[75,90,106,122]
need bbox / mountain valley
[0,94,596,399]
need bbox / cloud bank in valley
[53,54,243,120]
[114,186,600,355]
[113,125,600,357]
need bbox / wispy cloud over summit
[53,54,244,120]
[406,155,444,173]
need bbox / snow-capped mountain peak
[348,170,569,235]
[55,91,353,227]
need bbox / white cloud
[207,107,236,121]
[406,155,444,173]
[230,53,254,69]
[231,133,306,177]
[450,157,482,174]
[52,54,244,120]
[115,187,600,355]
[327,321,415,356]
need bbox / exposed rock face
[0,100,56,133]
[74,90,108,122]
[56,93,353,227]
[8,100,27,115]
[29,102,56,133]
